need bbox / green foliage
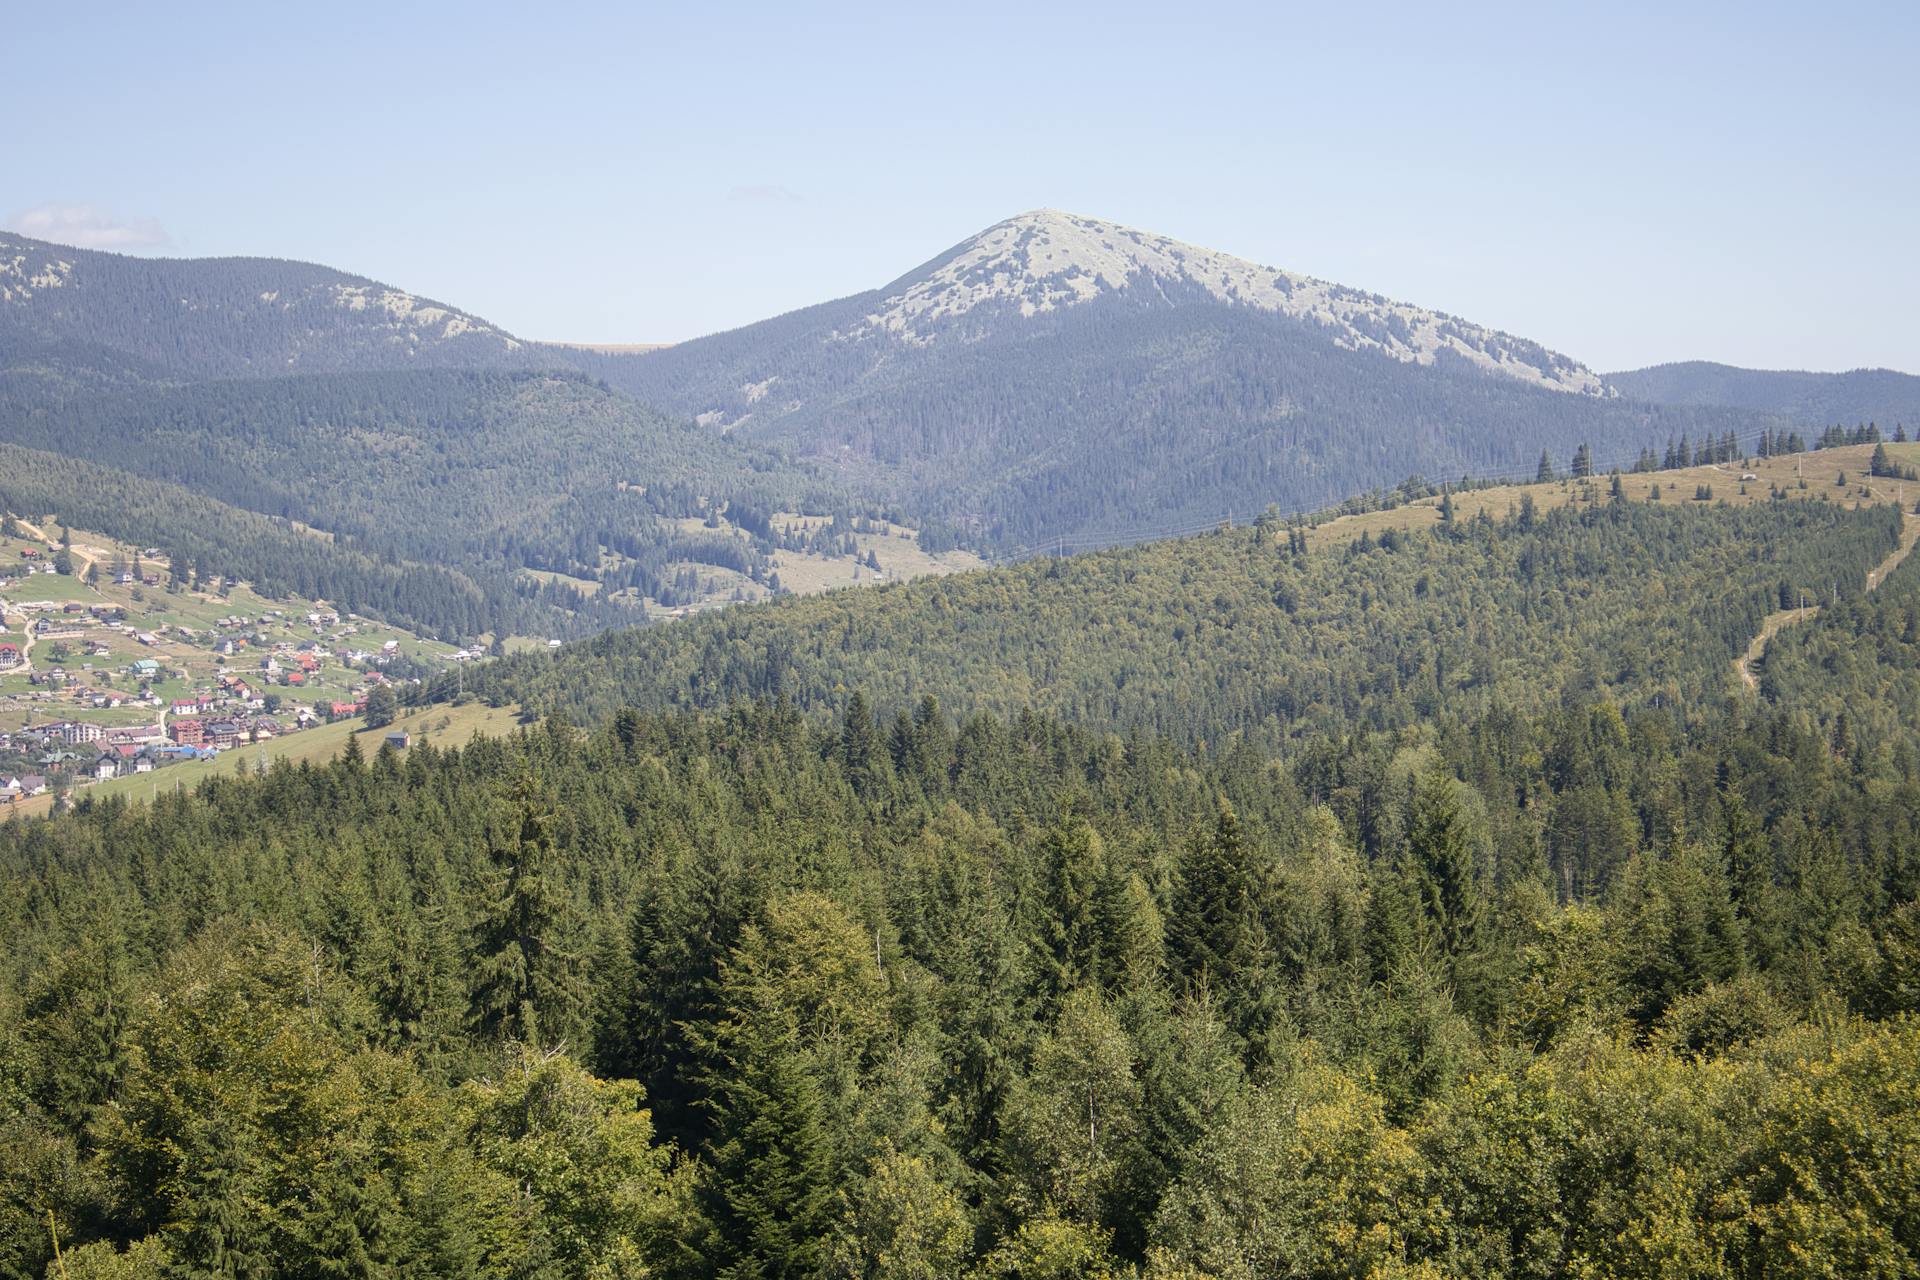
[1,369,830,640]
[0,656,1915,1274]
[482,500,1903,752]
[589,284,1779,555]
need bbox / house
[1,774,49,797]
[129,658,160,678]
[206,721,241,750]
[328,700,361,718]
[169,718,206,747]
[384,731,412,749]
[59,721,104,745]
[93,754,118,781]
[0,643,19,669]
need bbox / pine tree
[469,778,589,1049]
[1034,816,1112,1004]
[1168,805,1277,1043]
[841,691,888,798]
[1536,451,1556,484]
[1408,769,1484,965]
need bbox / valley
[5,138,1920,1280]
[0,515,471,810]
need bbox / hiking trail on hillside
[1736,508,1919,692]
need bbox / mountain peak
[844,210,1609,396]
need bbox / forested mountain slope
[579,211,1780,552]
[0,444,520,640]
[0,368,866,637]
[0,231,551,381]
[476,496,1904,747]
[5,437,1917,1280]
[4,682,1918,1277]
[1608,360,1920,431]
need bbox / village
[0,516,478,808]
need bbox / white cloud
[727,184,803,206]
[3,203,171,251]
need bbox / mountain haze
[1607,361,1920,431]
[0,231,549,386]
[843,210,1611,395]
[581,211,1769,552]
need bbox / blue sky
[7,0,1915,372]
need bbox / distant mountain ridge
[842,210,1611,395]
[577,210,1770,552]
[0,231,547,382]
[0,218,1839,567]
[1606,361,1920,430]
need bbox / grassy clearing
[0,521,458,732]
[1300,442,1920,552]
[650,511,986,611]
[8,701,525,819]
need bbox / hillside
[1607,361,1920,430]
[0,231,550,384]
[1293,439,1920,550]
[576,210,1780,553]
[8,654,1920,1278]
[476,479,1905,749]
[0,445,528,640]
[0,513,459,721]
[4,366,999,629]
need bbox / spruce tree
[469,778,588,1049]
[1404,769,1489,982]
[1168,805,1277,1043]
